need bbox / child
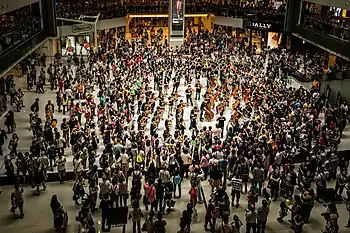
[204,203,214,231]
[277,201,288,222]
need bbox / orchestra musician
[189,106,199,135]
[185,85,194,106]
[216,112,226,138]
[175,100,186,127]
[195,80,203,100]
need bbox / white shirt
[181,153,192,165]
[120,153,129,164]
[209,158,218,165]
[159,169,170,183]
[125,139,132,149]
[73,158,83,172]
[56,157,66,171]
[65,88,72,97]
[99,180,111,195]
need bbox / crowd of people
[276,51,326,78]
[302,9,350,42]
[0,4,42,54]
[3,21,350,233]
[56,0,285,20]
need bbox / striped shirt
[231,177,243,191]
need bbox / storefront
[236,20,283,53]
[57,24,95,56]
[60,34,91,56]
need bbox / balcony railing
[302,14,350,44]
[0,31,46,75]
[56,4,285,21]
[294,25,350,60]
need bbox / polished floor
[0,57,350,232]
[0,179,350,233]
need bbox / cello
[204,100,214,121]
[217,98,226,114]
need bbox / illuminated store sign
[251,22,272,29]
[71,24,93,34]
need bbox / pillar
[41,0,57,37]
[284,0,302,33]
[125,16,132,40]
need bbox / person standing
[99,195,111,232]
[245,204,257,233]
[268,167,280,201]
[216,112,226,138]
[61,118,70,147]
[11,184,24,218]
[335,170,347,199]
[231,174,242,208]
[301,189,315,223]
[4,110,15,134]
[120,148,129,180]
[257,199,270,233]
[185,85,193,106]
[345,200,350,228]
[56,154,66,184]
[195,80,202,101]
[315,171,327,203]
[200,153,210,180]
[129,200,144,233]
[252,163,264,195]
[219,155,228,186]
[154,212,167,233]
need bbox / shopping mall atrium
[0,1,350,233]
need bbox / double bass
[204,100,214,121]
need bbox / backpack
[174,174,181,185]
[136,154,143,163]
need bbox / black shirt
[217,116,226,127]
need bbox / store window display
[60,36,90,56]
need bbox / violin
[231,99,240,110]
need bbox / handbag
[143,185,153,205]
